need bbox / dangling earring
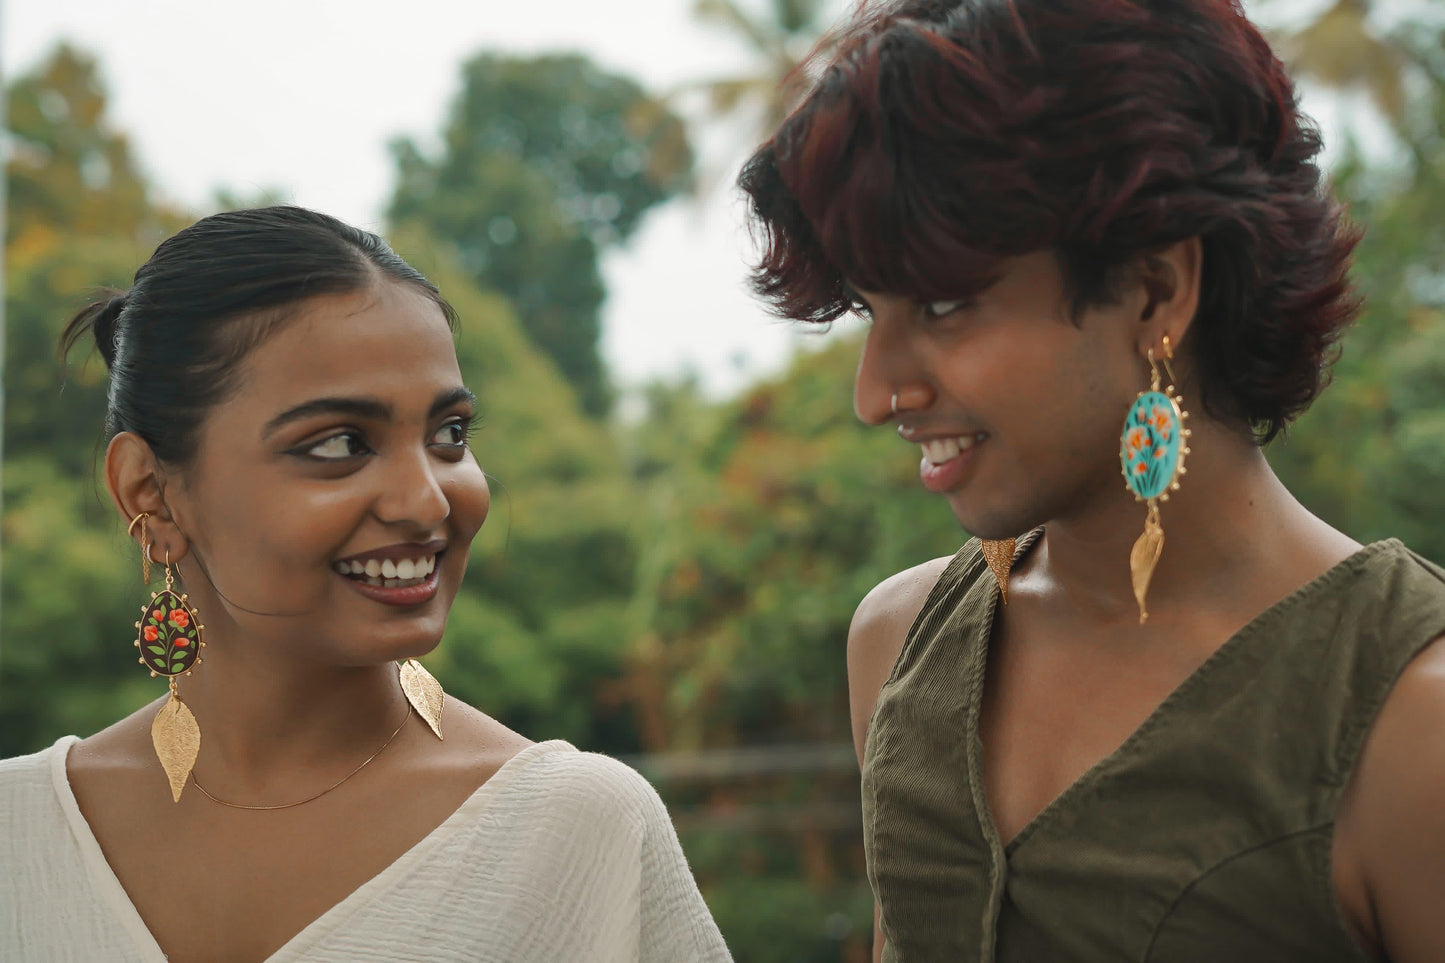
[399,659,446,739]
[1119,335,1191,623]
[127,511,154,584]
[130,529,207,802]
[980,538,1017,604]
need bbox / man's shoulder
[852,551,968,643]
[1337,631,1445,956]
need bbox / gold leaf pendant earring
[980,538,1017,604]
[399,659,445,739]
[129,513,207,801]
[1118,335,1191,623]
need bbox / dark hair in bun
[57,206,456,466]
[62,289,128,368]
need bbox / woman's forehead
[231,285,461,408]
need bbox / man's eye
[924,299,969,319]
[306,433,369,460]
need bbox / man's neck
[1030,416,1357,626]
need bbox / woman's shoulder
[505,741,669,828]
[0,738,76,843]
[0,736,71,794]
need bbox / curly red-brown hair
[739,0,1361,442]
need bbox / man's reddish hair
[739,0,1361,441]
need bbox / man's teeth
[333,555,437,585]
[920,434,986,465]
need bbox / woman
[0,206,731,962]
[740,0,1445,960]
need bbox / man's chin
[948,494,1036,543]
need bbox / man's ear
[105,432,189,564]
[1134,237,1203,358]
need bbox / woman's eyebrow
[263,397,392,439]
[429,387,477,418]
[262,387,477,440]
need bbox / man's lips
[917,434,988,494]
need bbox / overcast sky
[5,0,858,399]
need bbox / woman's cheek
[448,463,491,542]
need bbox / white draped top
[0,737,731,962]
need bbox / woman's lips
[337,560,442,607]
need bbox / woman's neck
[170,649,408,788]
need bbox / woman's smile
[333,539,448,606]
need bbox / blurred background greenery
[3,2,1443,960]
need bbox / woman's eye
[924,299,969,319]
[305,433,369,460]
[430,420,472,447]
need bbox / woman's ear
[105,432,189,565]
[1134,237,1203,357]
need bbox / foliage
[684,0,844,138]
[389,53,693,416]
[1265,19,1445,562]
[4,15,1445,960]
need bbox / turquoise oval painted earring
[1119,334,1191,623]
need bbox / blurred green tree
[1,45,186,753]
[686,0,843,135]
[388,53,694,417]
[1266,15,1445,562]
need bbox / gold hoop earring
[127,511,154,583]
[1119,334,1191,623]
[980,538,1017,604]
[133,547,207,801]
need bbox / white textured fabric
[0,737,732,962]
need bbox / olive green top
[862,536,1445,962]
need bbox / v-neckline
[50,736,574,962]
[961,536,1397,859]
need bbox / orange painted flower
[1126,427,1148,451]
[1154,447,1166,459]
[169,610,190,628]
[1134,461,1147,474]
[1151,408,1172,431]
[175,637,190,648]
[143,625,160,642]
[152,609,164,620]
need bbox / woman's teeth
[333,555,437,586]
[920,433,986,466]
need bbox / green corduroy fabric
[863,535,1445,962]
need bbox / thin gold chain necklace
[189,702,412,811]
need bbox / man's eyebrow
[842,283,871,311]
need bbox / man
[738,0,1445,959]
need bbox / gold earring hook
[1147,335,1179,393]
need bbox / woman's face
[852,250,1155,539]
[163,279,490,665]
